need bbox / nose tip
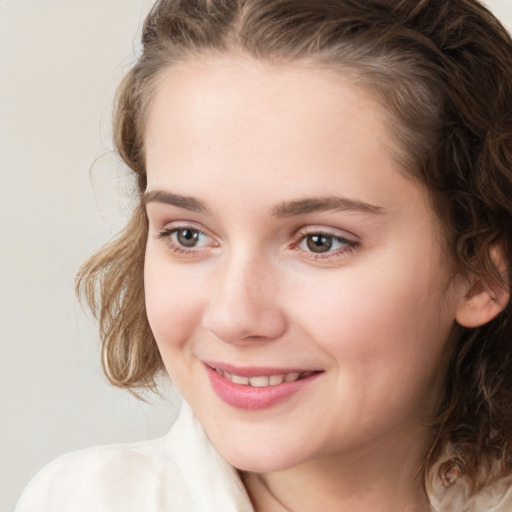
[203,304,287,344]
[202,263,287,344]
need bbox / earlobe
[455,247,510,328]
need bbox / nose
[202,253,287,344]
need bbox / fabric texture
[15,402,254,512]
[426,443,512,512]
[16,400,512,511]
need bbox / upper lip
[204,361,322,377]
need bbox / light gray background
[1,1,511,511]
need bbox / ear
[456,246,510,328]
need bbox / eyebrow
[271,196,386,217]
[143,189,385,217]
[143,190,209,213]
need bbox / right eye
[156,226,217,255]
[171,228,209,248]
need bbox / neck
[241,424,433,512]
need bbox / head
[78,0,512,490]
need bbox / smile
[214,368,316,387]
[205,362,322,409]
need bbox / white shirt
[15,401,512,511]
[15,402,254,512]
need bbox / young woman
[16,0,512,510]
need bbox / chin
[212,436,309,473]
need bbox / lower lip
[206,365,321,410]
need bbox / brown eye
[157,225,216,256]
[176,228,202,247]
[306,234,334,253]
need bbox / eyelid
[291,226,360,261]
[155,219,216,238]
[155,221,219,255]
[293,225,360,244]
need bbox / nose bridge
[224,248,265,302]
[202,245,286,343]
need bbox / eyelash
[292,230,359,261]
[156,226,216,256]
[156,226,360,261]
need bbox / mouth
[204,362,323,409]
[213,368,317,387]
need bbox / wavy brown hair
[77,0,512,490]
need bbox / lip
[204,362,322,410]
[205,360,318,377]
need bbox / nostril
[202,304,287,344]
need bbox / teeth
[249,376,269,387]
[269,375,285,386]
[231,374,249,385]
[219,370,309,387]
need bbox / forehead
[143,56,425,219]
[145,56,400,173]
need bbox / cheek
[288,255,454,392]
[144,249,208,354]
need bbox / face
[143,57,465,473]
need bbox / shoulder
[15,433,190,512]
[15,402,253,512]
[427,444,512,512]
[429,471,512,512]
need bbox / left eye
[299,233,351,254]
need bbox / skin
[142,56,473,511]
